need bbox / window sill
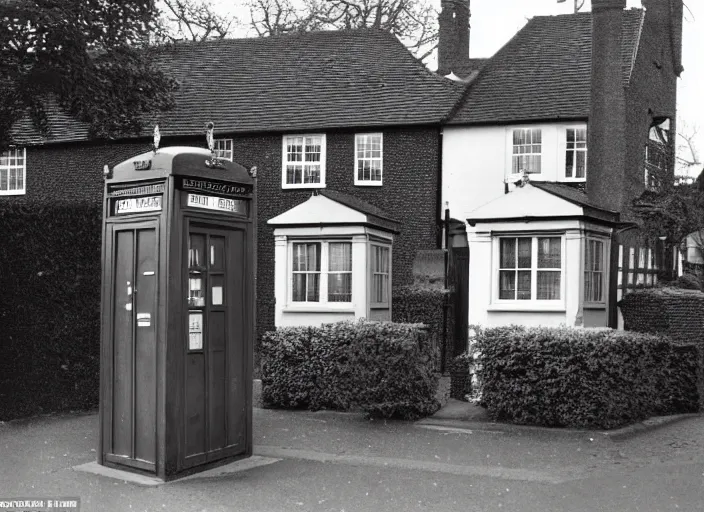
[283,304,355,314]
[583,303,606,310]
[355,181,383,187]
[488,302,566,313]
[0,190,26,196]
[282,183,327,190]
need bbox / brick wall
[14,125,441,344]
[621,1,679,221]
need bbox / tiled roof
[448,9,645,125]
[12,29,465,146]
[531,181,617,213]
[319,189,398,223]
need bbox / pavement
[1,401,703,511]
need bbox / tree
[153,0,239,43]
[0,0,178,150]
[247,0,439,61]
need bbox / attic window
[0,147,26,196]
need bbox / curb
[601,413,701,441]
[415,413,702,440]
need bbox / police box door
[104,222,158,471]
[183,221,247,468]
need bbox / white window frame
[584,238,606,304]
[370,243,391,307]
[288,239,352,305]
[564,127,587,181]
[354,133,383,186]
[281,134,326,189]
[0,147,26,196]
[492,234,565,308]
[511,128,542,175]
[213,138,233,161]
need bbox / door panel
[134,229,157,463]
[108,226,157,465]
[112,230,134,457]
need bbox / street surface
[1,408,703,511]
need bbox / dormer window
[512,128,542,174]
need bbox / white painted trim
[0,147,26,196]
[561,125,588,182]
[354,133,383,186]
[281,134,327,189]
[490,234,566,309]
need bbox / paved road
[1,409,703,511]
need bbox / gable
[448,9,644,125]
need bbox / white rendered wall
[442,122,588,221]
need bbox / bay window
[291,240,352,303]
[497,236,562,301]
[584,239,605,303]
[371,245,390,305]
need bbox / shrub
[261,320,440,420]
[473,326,699,429]
[0,201,102,420]
[675,273,702,291]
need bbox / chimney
[437,0,471,77]
[642,0,684,75]
[586,0,627,212]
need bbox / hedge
[392,286,453,373]
[261,320,440,420]
[619,287,704,408]
[474,326,699,429]
[0,201,103,420]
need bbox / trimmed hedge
[474,326,699,429]
[393,286,453,372]
[261,320,440,420]
[0,201,103,420]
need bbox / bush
[0,201,102,420]
[261,320,440,420]
[393,286,452,372]
[473,326,699,429]
[675,273,703,291]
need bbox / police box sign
[178,177,252,197]
[115,196,162,215]
[187,194,245,214]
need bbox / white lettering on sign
[187,194,245,214]
[116,196,162,214]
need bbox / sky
[212,0,703,173]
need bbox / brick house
[440,0,683,329]
[3,29,464,339]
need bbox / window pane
[211,274,225,306]
[374,246,389,273]
[209,236,225,271]
[329,243,352,271]
[567,129,575,143]
[0,170,6,190]
[499,270,516,299]
[306,274,320,301]
[292,273,307,301]
[328,273,351,302]
[576,151,586,178]
[565,151,574,178]
[517,238,532,268]
[537,271,560,300]
[189,234,206,268]
[538,237,560,268]
[500,238,516,268]
[517,270,531,300]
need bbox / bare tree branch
[154,0,239,43]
